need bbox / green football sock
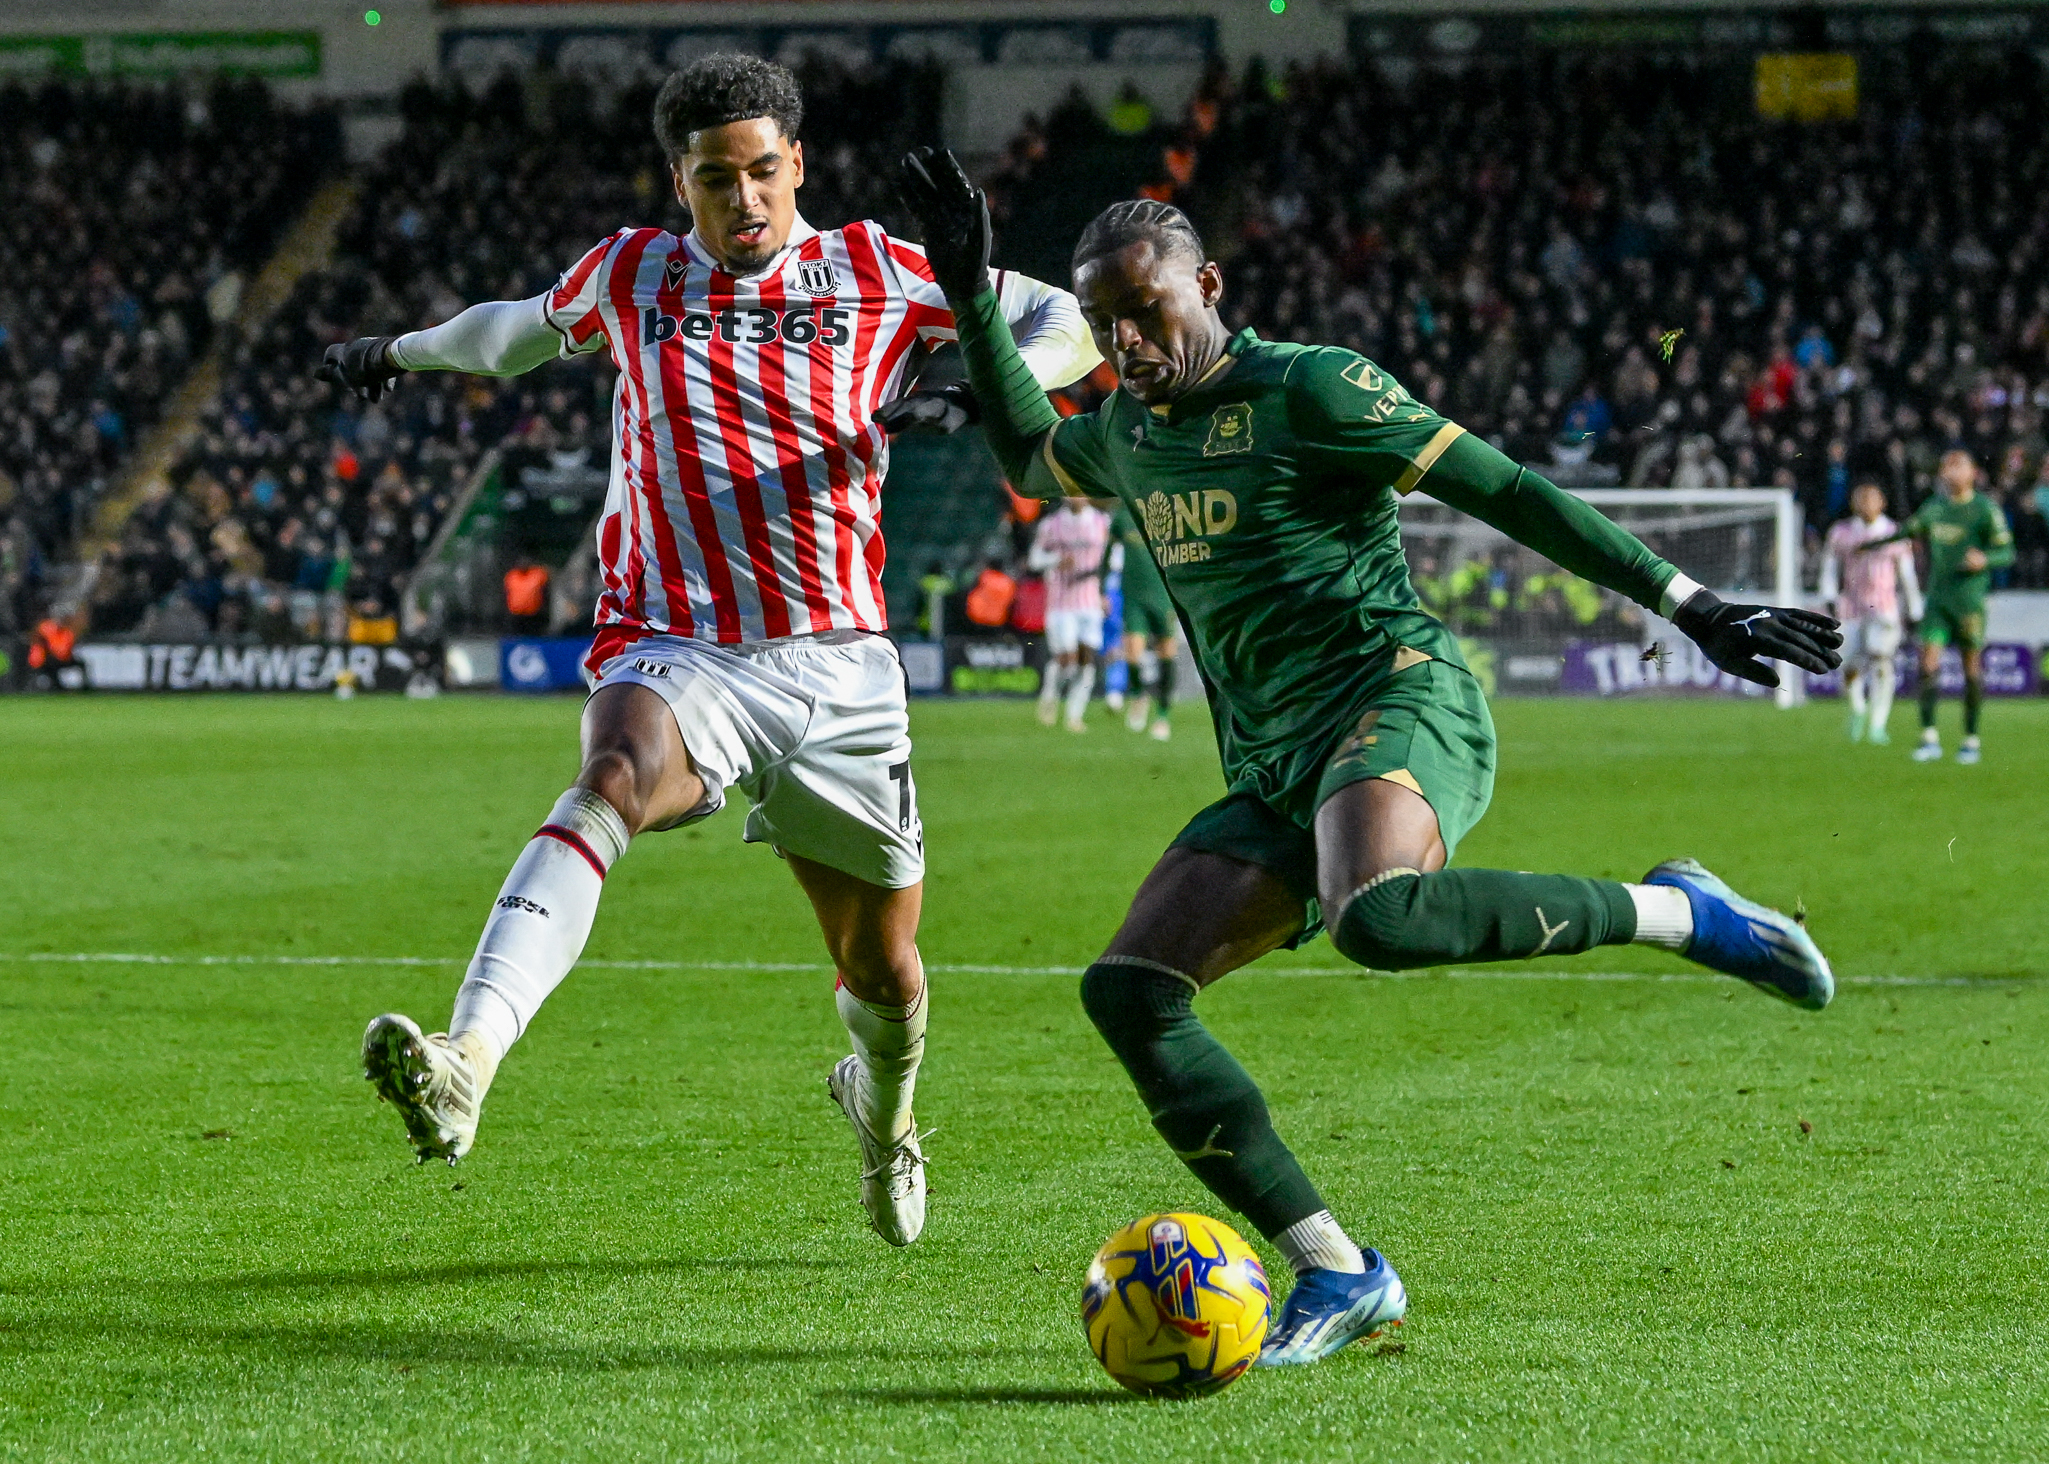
[1332,867,1636,970]
[1081,960,1326,1240]
[1963,675,1983,736]
[1920,679,1940,731]
[1154,654,1175,722]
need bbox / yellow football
[1081,1212,1273,1398]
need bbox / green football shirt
[1009,328,1677,819]
[1906,490,2015,612]
[1106,501,1171,613]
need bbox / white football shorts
[589,630,923,889]
[1043,608,1105,655]
[1843,614,1903,664]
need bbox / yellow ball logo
[1081,1212,1271,1398]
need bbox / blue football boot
[1645,859,1834,1010]
[1256,1250,1407,1367]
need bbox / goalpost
[1398,487,1806,709]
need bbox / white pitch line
[0,952,2017,987]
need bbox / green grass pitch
[2,692,2046,1461]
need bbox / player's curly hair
[654,54,804,158]
[1071,199,1207,272]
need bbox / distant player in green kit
[900,152,1844,1366]
[1865,449,2014,764]
[1108,500,1180,739]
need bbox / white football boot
[362,1013,496,1165]
[827,1054,928,1246]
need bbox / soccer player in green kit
[900,153,1844,1365]
[1868,449,2015,764]
[1108,500,1181,738]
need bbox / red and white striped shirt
[536,218,1091,648]
[1822,513,1917,620]
[1031,502,1110,616]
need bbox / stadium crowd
[25,44,2049,652]
[1125,49,2049,585]
[0,78,338,641]
[78,63,941,642]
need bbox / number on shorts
[887,761,913,832]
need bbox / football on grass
[1081,1212,1272,1398]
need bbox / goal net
[1397,488,1805,707]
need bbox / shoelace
[861,1125,937,1194]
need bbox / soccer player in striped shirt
[320,57,1099,1246]
[1029,495,1112,731]
[1819,482,1921,744]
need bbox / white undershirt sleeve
[996,272,1102,391]
[388,294,565,377]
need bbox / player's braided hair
[654,54,804,157]
[1071,199,1207,273]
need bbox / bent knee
[575,748,646,826]
[1081,960,1193,1042]
[1330,872,1427,971]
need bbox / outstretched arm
[318,294,570,401]
[388,295,563,377]
[1424,437,1839,685]
[1421,435,1683,613]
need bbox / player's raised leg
[795,854,931,1246]
[1318,777,1833,1011]
[1078,845,1408,1369]
[363,682,700,1163]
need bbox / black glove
[898,146,991,305]
[874,382,979,436]
[1670,587,1843,688]
[317,336,404,403]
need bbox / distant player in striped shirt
[320,56,1099,1244]
[1029,496,1112,731]
[1819,482,1920,744]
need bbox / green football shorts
[1919,602,1986,651]
[1121,590,1178,642]
[1168,656,1497,946]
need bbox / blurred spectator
[0,78,336,628]
[503,556,550,637]
[1105,46,2049,583]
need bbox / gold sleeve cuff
[1391,422,1466,496]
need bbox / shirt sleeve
[540,232,628,358]
[1285,346,1677,611]
[389,295,563,377]
[1983,501,2017,569]
[1025,410,1118,502]
[1284,347,1472,495]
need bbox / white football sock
[449,788,630,1062]
[1137,649,1159,691]
[1038,663,1065,710]
[1064,662,1097,722]
[1627,883,1693,951]
[1868,660,1896,731]
[835,981,926,1144]
[1275,1210,1367,1276]
[1846,668,1868,718]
